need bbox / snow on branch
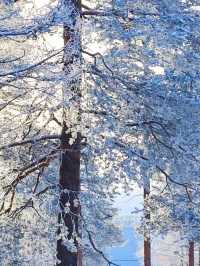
[0,134,60,150]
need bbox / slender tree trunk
[57,1,82,266]
[144,236,151,266]
[189,241,194,266]
[144,178,151,266]
[198,244,200,266]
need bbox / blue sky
[109,227,142,266]
[107,190,143,266]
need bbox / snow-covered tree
[1,0,200,265]
[0,1,122,265]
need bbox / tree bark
[198,244,200,266]
[57,128,81,266]
[144,236,151,266]
[144,180,151,266]
[189,241,194,266]
[57,1,82,265]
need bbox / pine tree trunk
[57,128,81,266]
[57,1,82,265]
[144,235,151,266]
[189,241,194,266]
[144,180,151,266]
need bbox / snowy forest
[1,0,200,266]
